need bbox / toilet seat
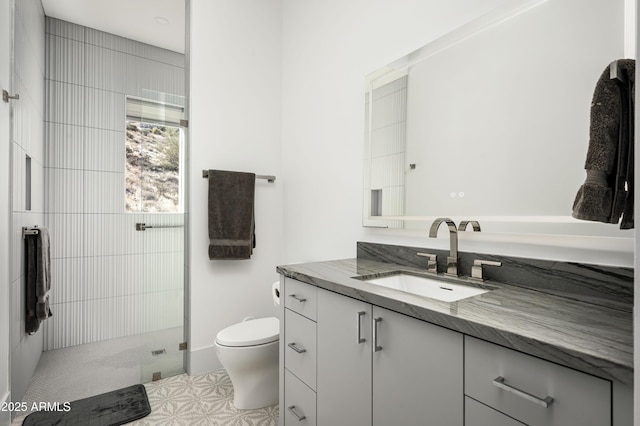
[216,317,279,347]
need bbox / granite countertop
[277,258,633,386]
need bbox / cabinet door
[372,306,463,426]
[317,289,372,426]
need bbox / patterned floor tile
[134,370,278,426]
[13,370,278,426]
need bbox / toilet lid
[216,317,279,347]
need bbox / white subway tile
[46,168,84,213]
[46,18,85,42]
[84,88,125,131]
[50,257,85,304]
[46,213,84,259]
[46,123,84,169]
[46,81,85,126]
[46,34,85,85]
[83,171,125,214]
[84,128,125,172]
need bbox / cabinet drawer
[285,309,317,390]
[284,370,316,426]
[465,397,525,426]
[465,336,611,426]
[284,278,317,321]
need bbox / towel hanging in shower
[25,227,53,334]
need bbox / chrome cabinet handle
[287,405,307,421]
[493,376,554,408]
[373,317,382,352]
[287,342,307,354]
[289,294,307,303]
[356,311,366,344]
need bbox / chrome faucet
[458,220,481,232]
[429,218,458,277]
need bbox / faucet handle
[416,252,437,273]
[471,259,501,281]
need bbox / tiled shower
[43,18,186,350]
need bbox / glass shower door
[128,95,187,383]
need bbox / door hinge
[179,342,187,351]
[180,119,188,128]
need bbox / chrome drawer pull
[357,311,366,344]
[373,317,382,352]
[493,376,554,408]
[287,405,307,421]
[289,294,307,303]
[288,342,307,354]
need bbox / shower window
[125,97,185,213]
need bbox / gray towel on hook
[25,227,52,335]
[572,59,635,229]
[208,170,256,260]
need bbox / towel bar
[136,223,184,231]
[22,227,39,238]
[202,170,276,183]
[610,59,627,84]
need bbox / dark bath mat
[22,384,151,426]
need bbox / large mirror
[363,0,634,237]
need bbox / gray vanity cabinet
[316,288,463,426]
[465,336,612,426]
[282,278,318,426]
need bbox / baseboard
[0,391,11,426]
[188,344,221,376]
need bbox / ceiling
[41,0,186,53]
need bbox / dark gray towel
[572,59,635,229]
[208,170,256,260]
[25,227,52,335]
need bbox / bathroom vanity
[277,243,633,426]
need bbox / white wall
[281,0,507,263]
[10,0,45,405]
[281,0,634,268]
[188,0,283,374]
[0,0,12,423]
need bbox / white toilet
[214,316,280,409]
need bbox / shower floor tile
[19,327,185,408]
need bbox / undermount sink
[355,272,490,303]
